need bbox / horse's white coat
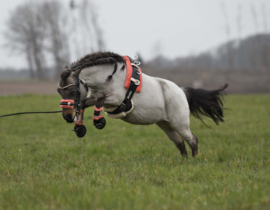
[79,63,196,148]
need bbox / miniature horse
[58,52,228,157]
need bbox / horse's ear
[73,67,83,78]
[61,67,71,80]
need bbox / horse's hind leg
[167,94,198,156]
[158,80,198,156]
[192,134,198,157]
[168,111,198,157]
[156,121,188,157]
[175,127,198,157]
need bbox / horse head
[57,66,87,123]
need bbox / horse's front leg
[81,95,121,130]
[83,94,122,108]
[92,97,106,129]
[73,102,87,138]
[83,95,97,108]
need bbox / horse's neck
[79,82,89,100]
[80,63,126,99]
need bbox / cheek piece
[92,106,106,129]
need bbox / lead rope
[0,111,62,118]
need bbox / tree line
[4,0,105,80]
[146,33,270,72]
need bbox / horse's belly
[120,105,164,125]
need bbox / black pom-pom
[93,117,106,129]
[73,125,87,138]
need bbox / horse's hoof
[73,125,87,138]
[93,117,106,129]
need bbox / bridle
[59,77,88,115]
[58,77,89,138]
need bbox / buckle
[131,78,140,86]
[119,103,126,110]
[134,61,141,66]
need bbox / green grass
[0,94,270,210]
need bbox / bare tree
[41,1,71,79]
[262,3,268,33]
[4,0,105,80]
[220,2,233,70]
[5,2,46,79]
[69,0,105,58]
[261,2,270,71]
[87,1,105,51]
[236,4,242,70]
[26,46,35,78]
[251,4,260,70]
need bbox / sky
[0,0,269,69]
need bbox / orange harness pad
[123,56,142,93]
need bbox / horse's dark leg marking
[175,142,188,157]
[95,97,106,108]
[156,121,188,158]
[158,81,189,157]
[187,134,198,157]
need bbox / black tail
[184,84,228,125]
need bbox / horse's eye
[70,90,76,95]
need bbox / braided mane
[70,52,125,72]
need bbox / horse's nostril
[63,114,74,123]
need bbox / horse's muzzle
[63,113,74,123]
[60,99,75,123]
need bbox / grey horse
[58,52,228,157]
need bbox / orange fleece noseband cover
[60,99,75,109]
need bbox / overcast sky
[0,0,269,69]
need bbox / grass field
[0,94,270,210]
